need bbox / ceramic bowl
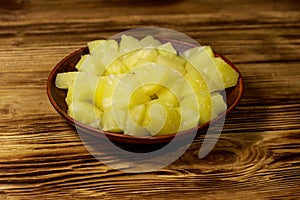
[47,40,243,145]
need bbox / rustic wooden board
[0,0,299,199]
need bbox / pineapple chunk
[203,46,214,58]
[182,45,213,58]
[87,39,105,53]
[185,63,208,92]
[68,101,102,129]
[76,54,105,76]
[181,90,226,124]
[180,93,199,112]
[183,46,224,92]
[124,104,148,136]
[140,35,162,47]
[119,35,141,54]
[55,71,78,89]
[143,100,180,136]
[157,104,181,136]
[64,72,99,105]
[178,107,200,132]
[133,64,174,88]
[211,92,227,118]
[75,55,88,71]
[143,100,167,136]
[100,108,126,132]
[124,117,150,137]
[94,75,120,110]
[182,89,212,124]
[121,49,158,70]
[134,58,155,67]
[155,54,186,75]
[129,104,147,126]
[130,86,152,106]
[91,40,119,67]
[104,58,128,75]
[157,42,177,55]
[156,87,179,107]
[213,57,239,88]
[196,89,213,124]
[140,84,162,97]
[111,72,145,109]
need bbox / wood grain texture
[0,0,300,199]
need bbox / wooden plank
[0,12,299,64]
[0,0,299,199]
[0,130,299,199]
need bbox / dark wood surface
[0,0,299,199]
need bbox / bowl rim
[46,44,244,144]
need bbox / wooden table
[1,0,299,199]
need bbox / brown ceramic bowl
[47,40,243,145]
